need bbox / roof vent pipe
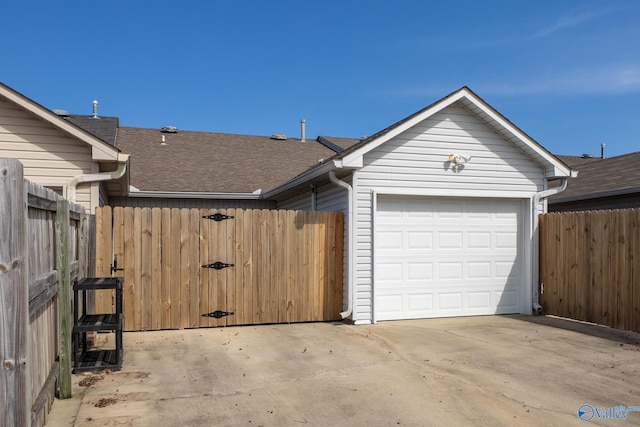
[91,100,99,119]
[300,119,306,142]
[600,143,606,159]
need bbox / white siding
[278,181,350,212]
[352,102,545,324]
[277,191,313,210]
[316,182,348,212]
[0,97,94,211]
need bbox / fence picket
[233,209,245,326]
[224,209,237,326]
[189,209,201,328]
[123,207,135,331]
[161,208,172,329]
[242,209,253,326]
[141,208,152,331]
[170,209,181,329]
[151,208,162,330]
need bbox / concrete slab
[47,315,640,426]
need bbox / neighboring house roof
[115,127,341,194]
[66,115,119,146]
[549,152,640,204]
[265,86,573,199]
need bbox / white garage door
[375,196,523,320]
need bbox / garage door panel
[467,262,491,279]
[467,291,491,309]
[496,289,519,306]
[377,231,402,249]
[407,262,433,280]
[438,292,463,310]
[408,293,434,312]
[496,232,518,248]
[437,231,463,249]
[437,262,463,280]
[375,196,523,320]
[468,232,491,249]
[408,231,433,249]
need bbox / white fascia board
[460,90,572,178]
[340,91,465,168]
[128,190,262,200]
[0,83,120,161]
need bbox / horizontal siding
[316,182,348,212]
[74,187,92,211]
[352,102,546,324]
[0,98,94,189]
[277,191,312,210]
[109,196,275,210]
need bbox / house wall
[352,102,545,324]
[277,191,312,210]
[317,182,349,212]
[0,97,94,210]
[277,181,349,212]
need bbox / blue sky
[2,1,639,157]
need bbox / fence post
[56,200,72,399]
[0,159,30,427]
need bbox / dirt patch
[79,375,104,387]
[94,397,118,408]
[78,369,113,387]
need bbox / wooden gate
[93,207,344,331]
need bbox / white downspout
[329,171,354,320]
[64,155,129,203]
[531,177,569,314]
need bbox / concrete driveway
[48,315,640,426]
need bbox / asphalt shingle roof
[551,152,640,202]
[65,115,119,146]
[115,127,340,193]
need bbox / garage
[375,196,524,321]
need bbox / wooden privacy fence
[539,209,640,333]
[94,207,344,331]
[1,158,90,427]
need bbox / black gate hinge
[202,310,234,319]
[202,213,234,222]
[202,261,234,270]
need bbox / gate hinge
[202,261,234,270]
[202,310,234,319]
[202,213,234,222]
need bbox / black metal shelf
[75,313,122,332]
[74,349,123,371]
[73,277,123,373]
